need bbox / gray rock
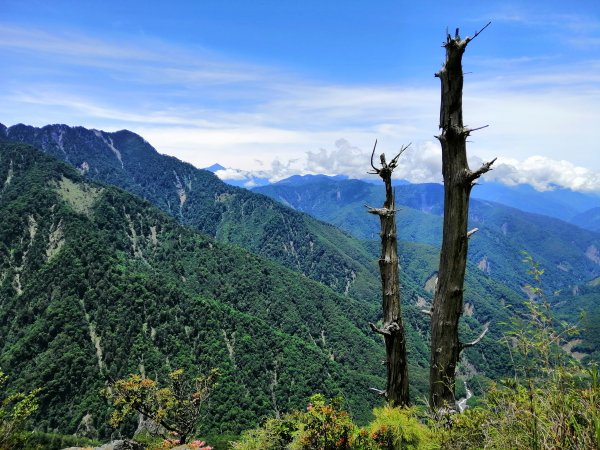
[62,439,145,450]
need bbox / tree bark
[429,26,494,409]
[368,144,410,407]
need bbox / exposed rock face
[424,272,438,294]
[75,412,98,440]
[585,244,600,265]
[477,256,491,274]
[134,413,165,438]
[62,439,145,450]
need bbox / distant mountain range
[571,207,600,233]
[253,176,600,293]
[205,165,410,189]
[205,160,600,233]
[471,180,600,228]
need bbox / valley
[0,125,599,447]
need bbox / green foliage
[432,368,600,450]
[234,379,600,450]
[233,396,437,450]
[0,370,40,450]
[0,141,384,438]
[106,368,219,444]
[231,416,298,450]
[291,394,355,450]
[232,394,360,450]
[20,431,100,450]
[367,406,437,450]
[432,257,600,450]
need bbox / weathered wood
[460,326,489,350]
[368,141,410,407]
[429,25,494,409]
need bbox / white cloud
[214,168,248,181]
[217,140,443,184]
[0,24,272,84]
[216,139,600,195]
[484,156,600,193]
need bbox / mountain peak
[276,174,348,186]
[204,163,226,172]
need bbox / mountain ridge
[1,123,380,303]
[253,175,600,296]
[3,123,597,441]
[0,140,388,438]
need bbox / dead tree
[367,141,410,407]
[429,24,495,409]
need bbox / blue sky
[2,0,600,191]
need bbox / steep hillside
[0,141,537,440]
[3,125,588,431]
[253,176,442,242]
[471,181,600,222]
[1,123,378,302]
[254,176,600,299]
[0,141,390,438]
[554,282,600,363]
[571,207,600,233]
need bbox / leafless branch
[467,228,479,239]
[367,206,395,216]
[369,139,379,173]
[369,322,391,336]
[368,387,387,397]
[468,157,497,182]
[464,125,489,136]
[466,21,491,44]
[460,326,489,351]
[389,143,411,168]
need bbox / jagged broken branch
[460,326,489,351]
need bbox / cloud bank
[214,139,600,194]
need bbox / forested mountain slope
[3,125,593,440]
[0,140,540,441]
[470,180,600,222]
[571,206,600,233]
[0,141,390,438]
[0,123,378,302]
[554,282,600,363]
[255,176,600,364]
[254,176,600,296]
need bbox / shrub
[0,370,40,450]
[367,406,437,450]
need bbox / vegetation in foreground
[105,368,220,445]
[232,259,600,449]
[4,364,599,450]
[230,365,599,450]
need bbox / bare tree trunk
[429,25,494,410]
[368,143,410,407]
